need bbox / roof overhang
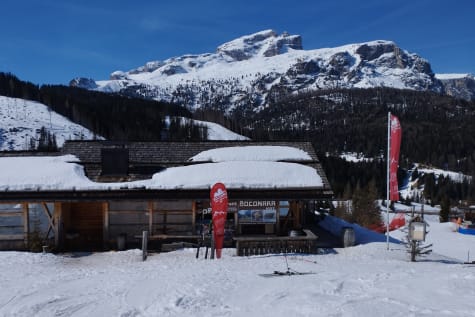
[0,188,333,203]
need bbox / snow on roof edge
[0,155,323,192]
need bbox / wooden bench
[233,229,318,256]
[135,233,202,253]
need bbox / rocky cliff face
[71,30,472,113]
[436,74,475,101]
[69,77,98,89]
[216,30,302,61]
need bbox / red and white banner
[389,114,401,201]
[210,182,228,259]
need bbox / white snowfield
[1,217,475,316]
[191,118,249,141]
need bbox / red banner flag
[389,114,401,201]
[210,183,228,259]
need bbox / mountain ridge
[71,30,475,111]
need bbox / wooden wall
[0,203,27,250]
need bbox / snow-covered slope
[0,96,102,151]
[1,215,475,316]
[72,30,471,113]
[399,163,472,200]
[181,117,248,141]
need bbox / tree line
[0,72,207,141]
[229,87,475,205]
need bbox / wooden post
[210,235,215,260]
[142,230,148,261]
[22,203,29,249]
[297,201,302,228]
[103,202,109,250]
[234,211,239,233]
[192,201,197,235]
[148,201,154,235]
[54,202,62,250]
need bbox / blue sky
[1,0,474,85]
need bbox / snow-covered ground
[1,215,475,316]
[0,96,101,151]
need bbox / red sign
[389,114,401,201]
[210,183,228,259]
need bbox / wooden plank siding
[0,203,28,250]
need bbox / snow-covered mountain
[0,96,101,151]
[71,30,473,113]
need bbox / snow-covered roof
[0,155,97,191]
[190,145,312,162]
[151,161,322,189]
[0,155,323,191]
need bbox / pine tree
[351,179,381,227]
[440,195,450,222]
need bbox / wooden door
[64,202,104,251]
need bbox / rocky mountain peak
[69,77,98,89]
[355,40,397,61]
[216,29,302,61]
[71,31,474,111]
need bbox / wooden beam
[192,201,196,235]
[0,234,25,240]
[0,188,332,202]
[23,203,29,248]
[148,201,153,235]
[0,212,23,217]
[103,202,109,250]
[41,202,55,241]
[54,202,62,250]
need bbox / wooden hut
[0,141,333,254]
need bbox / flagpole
[386,112,391,250]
